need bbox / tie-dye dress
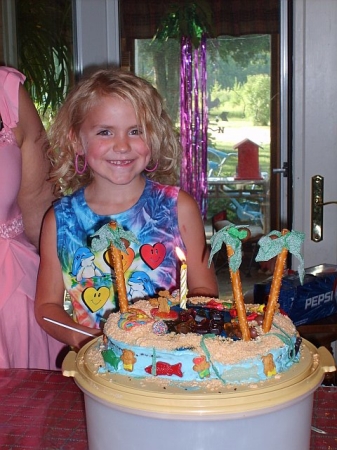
[54,178,185,329]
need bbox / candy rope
[200,335,227,385]
[269,323,297,362]
[151,348,157,376]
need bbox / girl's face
[78,95,151,187]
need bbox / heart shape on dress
[140,243,166,270]
[82,286,110,312]
[103,247,135,272]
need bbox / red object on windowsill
[234,138,263,180]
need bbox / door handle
[311,175,337,242]
[272,162,288,177]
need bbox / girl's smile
[78,95,151,187]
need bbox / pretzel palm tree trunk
[109,243,128,313]
[108,221,129,314]
[262,229,289,333]
[226,244,251,341]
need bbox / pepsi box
[254,264,337,326]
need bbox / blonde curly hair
[48,69,182,197]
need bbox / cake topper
[208,223,251,341]
[91,221,139,313]
[256,229,305,332]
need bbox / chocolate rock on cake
[88,224,305,388]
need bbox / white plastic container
[63,339,335,450]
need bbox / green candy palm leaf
[91,222,139,253]
[208,224,249,273]
[256,230,305,283]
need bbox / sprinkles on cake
[87,226,305,388]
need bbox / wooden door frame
[270,33,281,231]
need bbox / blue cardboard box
[254,264,337,326]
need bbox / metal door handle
[273,162,288,177]
[311,175,337,242]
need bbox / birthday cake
[87,225,305,387]
[88,293,301,386]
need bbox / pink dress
[0,66,65,369]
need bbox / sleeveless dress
[54,179,185,328]
[0,66,65,369]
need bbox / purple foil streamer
[201,35,208,217]
[180,34,208,218]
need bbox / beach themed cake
[87,223,306,387]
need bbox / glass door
[134,34,272,228]
[120,0,286,297]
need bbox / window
[134,35,271,231]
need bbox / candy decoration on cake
[96,296,303,384]
[208,224,251,341]
[91,221,139,313]
[145,361,183,378]
[120,349,137,372]
[262,353,277,377]
[256,228,305,333]
[150,296,179,321]
[152,320,168,335]
[149,291,179,321]
[118,308,153,330]
[176,247,188,309]
[193,356,210,379]
[101,348,120,370]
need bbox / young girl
[35,69,218,349]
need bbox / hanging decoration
[154,1,213,49]
[180,34,208,217]
[154,1,214,218]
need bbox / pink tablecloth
[0,369,336,449]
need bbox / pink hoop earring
[144,161,158,172]
[75,153,87,174]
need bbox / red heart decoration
[140,243,166,270]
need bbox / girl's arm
[15,84,55,249]
[177,190,219,297]
[34,208,102,348]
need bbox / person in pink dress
[0,66,65,369]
